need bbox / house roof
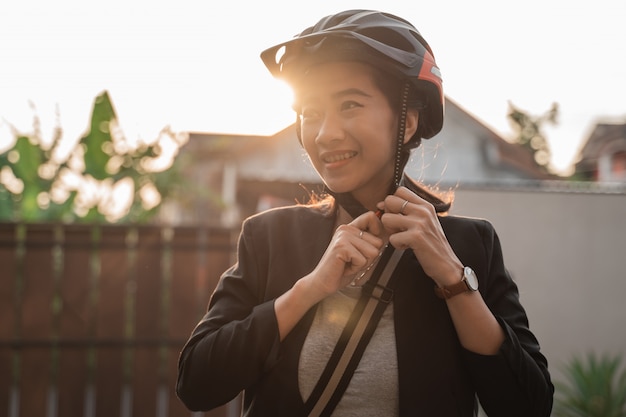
[441,98,552,181]
[574,122,626,175]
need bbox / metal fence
[0,222,241,417]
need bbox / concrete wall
[448,184,626,383]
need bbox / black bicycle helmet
[260,9,444,140]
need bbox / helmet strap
[391,82,411,193]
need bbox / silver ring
[400,200,409,214]
[358,230,364,239]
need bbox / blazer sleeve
[176,217,282,412]
[461,219,554,417]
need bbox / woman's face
[297,61,406,209]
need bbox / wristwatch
[434,266,479,299]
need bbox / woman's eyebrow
[299,88,372,105]
[332,88,372,99]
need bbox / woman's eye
[341,101,362,111]
[301,108,320,121]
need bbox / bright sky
[1,0,625,175]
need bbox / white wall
[449,184,626,383]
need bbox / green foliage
[0,91,188,223]
[507,101,558,172]
[0,107,70,221]
[82,92,117,180]
[554,352,626,417]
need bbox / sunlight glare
[37,192,51,209]
[140,183,161,211]
[101,177,134,222]
[0,166,24,194]
[233,77,296,135]
[140,128,189,173]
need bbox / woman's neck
[350,180,396,212]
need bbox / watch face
[464,266,479,291]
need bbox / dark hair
[368,66,423,170]
[307,176,452,215]
[369,66,452,213]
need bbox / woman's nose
[315,112,344,145]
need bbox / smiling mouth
[323,152,357,163]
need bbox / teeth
[325,152,356,163]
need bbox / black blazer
[177,203,553,416]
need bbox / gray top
[299,286,399,416]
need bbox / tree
[507,101,558,172]
[0,91,188,223]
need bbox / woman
[177,10,553,416]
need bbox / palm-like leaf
[554,353,626,417]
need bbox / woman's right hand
[305,210,385,299]
[275,210,384,340]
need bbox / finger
[354,229,385,254]
[395,187,434,209]
[394,186,415,202]
[396,188,419,211]
[382,194,413,216]
[399,199,410,215]
[335,223,383,258]
[338,246,369,272]
[385,187,435,216]
[387,227,414,248]
[350,211,384,239]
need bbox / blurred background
[1,1,625,416]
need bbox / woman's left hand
[378,187,463,287]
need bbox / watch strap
[434,280,470,299]
[434,267,478,300]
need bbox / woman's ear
[403,108,419,144]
